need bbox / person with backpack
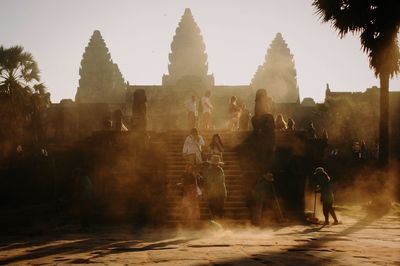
[203,155,227,219]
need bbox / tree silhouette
[313,0,400,166]
[0,45,48,145]
[251,33,299,103]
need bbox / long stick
[313,190,317,218]
[270,181,284,221]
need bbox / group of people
[228,96,251,131]
[274,114,296,131]
[185,92,252,131]
[181,128,227,224]
[185,90,213,130]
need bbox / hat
[208,155,224,165]
[314,167,325,175]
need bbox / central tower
[162,8,214,89]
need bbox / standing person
[239,104,251,131]
[286,118,295,131]
[306,121,317,139]
[228,96,241,131]
[185,95,198,129]
[73,168,93,230]
[313,167,339,225]
[201,90,213,130]
[182,128,205,165]
[203,155,227,219]
[209,134,224,162]
[275,114,287,130]
[181,163,201,226]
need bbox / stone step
[165,158,238,163]
[165,186,248,193]
[166,181,248,186]
[163,131,254,224]
[166,170,244,175]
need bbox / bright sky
[1,0,399,103]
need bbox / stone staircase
[164,131,256,226]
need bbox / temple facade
[71,9,307,130]
[47,8,399,156]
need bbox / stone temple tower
[251,33,299,103]
[162,8,214,89]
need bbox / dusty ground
[0,205,399,265]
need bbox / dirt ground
[0,204,399,265]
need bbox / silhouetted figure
[203,155,226,219]
[352,141,361,160]
[228,96,241,131]
[103,116,113,130]
[114,109,128,131]
[182,128,205,165]
[313,167,339,225]
[181,163,201,226]
[286,118,295,131]
[73,168,93,229]
[185,95,198,129]
[132,89,147,131]
[252,89,273,132]
[201,90,213,130]
[256,113,276,172]
[322,129,329,141]
[305,121,317,139]
[209,134,224,161]
[239,104,251,131]
[275,114,287,130]
[249,173,276,225]
[360,140,368,161]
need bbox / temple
[162,8,214,89]
[5,7,400,230]
[251,33,300,103]
[47,8,400,150]
[75,30,126,104]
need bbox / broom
[307,190,319,224]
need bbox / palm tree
[0,45,41,100]
[0,45,45,145]
[312,0,400,167]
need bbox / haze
[1,0,399,103]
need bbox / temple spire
[162,8,214,88]
[75,30,126,103]
[251,33,299,103]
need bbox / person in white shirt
[185,95,198,129]
[182,128,205,165]
[201,90,213,130]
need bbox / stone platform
[0,204,399,265]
